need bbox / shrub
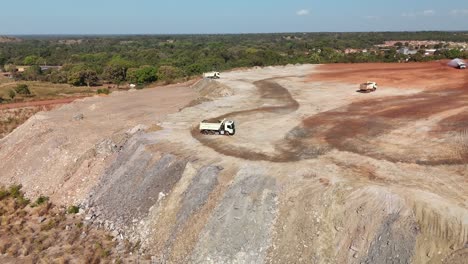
[0,186,9,200]
[7,185,30,208]
[127,66,157,84]
[17,196,30,208]
[8,89,16,99]
[32,196,49,207]
[67,205,80,214]
[157,65,182,84]
[41,219,58,231]
[15,84,31,95]
[9,184,22,199]
[97,88,110,95]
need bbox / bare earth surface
[0,63,467,263]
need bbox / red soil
[310,61,468,90]
[301,62,468,164]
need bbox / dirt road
[0,63,466,263]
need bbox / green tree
[23,55,43,65]
[22,65,42,81]
[50,70,68,84]
[103,56,133,84]
[83,70,99,87]
[185,63,205,75]
[308,53,322,64]
[0,54,5,70]
[65,64,98,86]
[127,66,158,84]
[68,67,98,87]
[157,66,182,83]
[67,71,84,86]
[443,49,463,59]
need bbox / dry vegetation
[0,185,139,263]
[0,76,96,140]
[0,80,93,101]
[0,107,51,138]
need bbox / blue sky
[1,0,467,34]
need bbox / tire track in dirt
[289,88,468,165]
[191,79,302,162]
[192,78,468,164]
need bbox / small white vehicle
[199,119,235,135]
[203,71,221,79]
[448,58,466,69]
[359,81,378,93]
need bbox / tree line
[1,32,467,86]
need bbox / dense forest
[1,32,467,86]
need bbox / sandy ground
[0,63,467,263]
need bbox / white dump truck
[448,58,466,69]
[199,119,235,135]
[359,81,378,93]
[203,71,221,79]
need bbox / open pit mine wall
[83,130,467,264]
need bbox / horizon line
[2,30,468,37]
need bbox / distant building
[40,65,62,71]
[16,66,29,72]
[344,49,359,54]
[398,47,418,55]
[424,49,437,56]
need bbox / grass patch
[0,80,93,101]
[0,107,46,139]
[67,205,80,214]
[96,88,110,95]
[35,196,49,206]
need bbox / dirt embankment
[0,84,196,204]
[185,79,233,107]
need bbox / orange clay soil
[309,61,468,90]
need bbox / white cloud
[296,9,310,16]
[423,10,435,16]
[401,12,416,17]
[364,16,380,20]
[402,10,436,17]
[450,9,468,16]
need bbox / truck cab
[359,81,378,93]
[203,71,221,79]
[223,120,235,135]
